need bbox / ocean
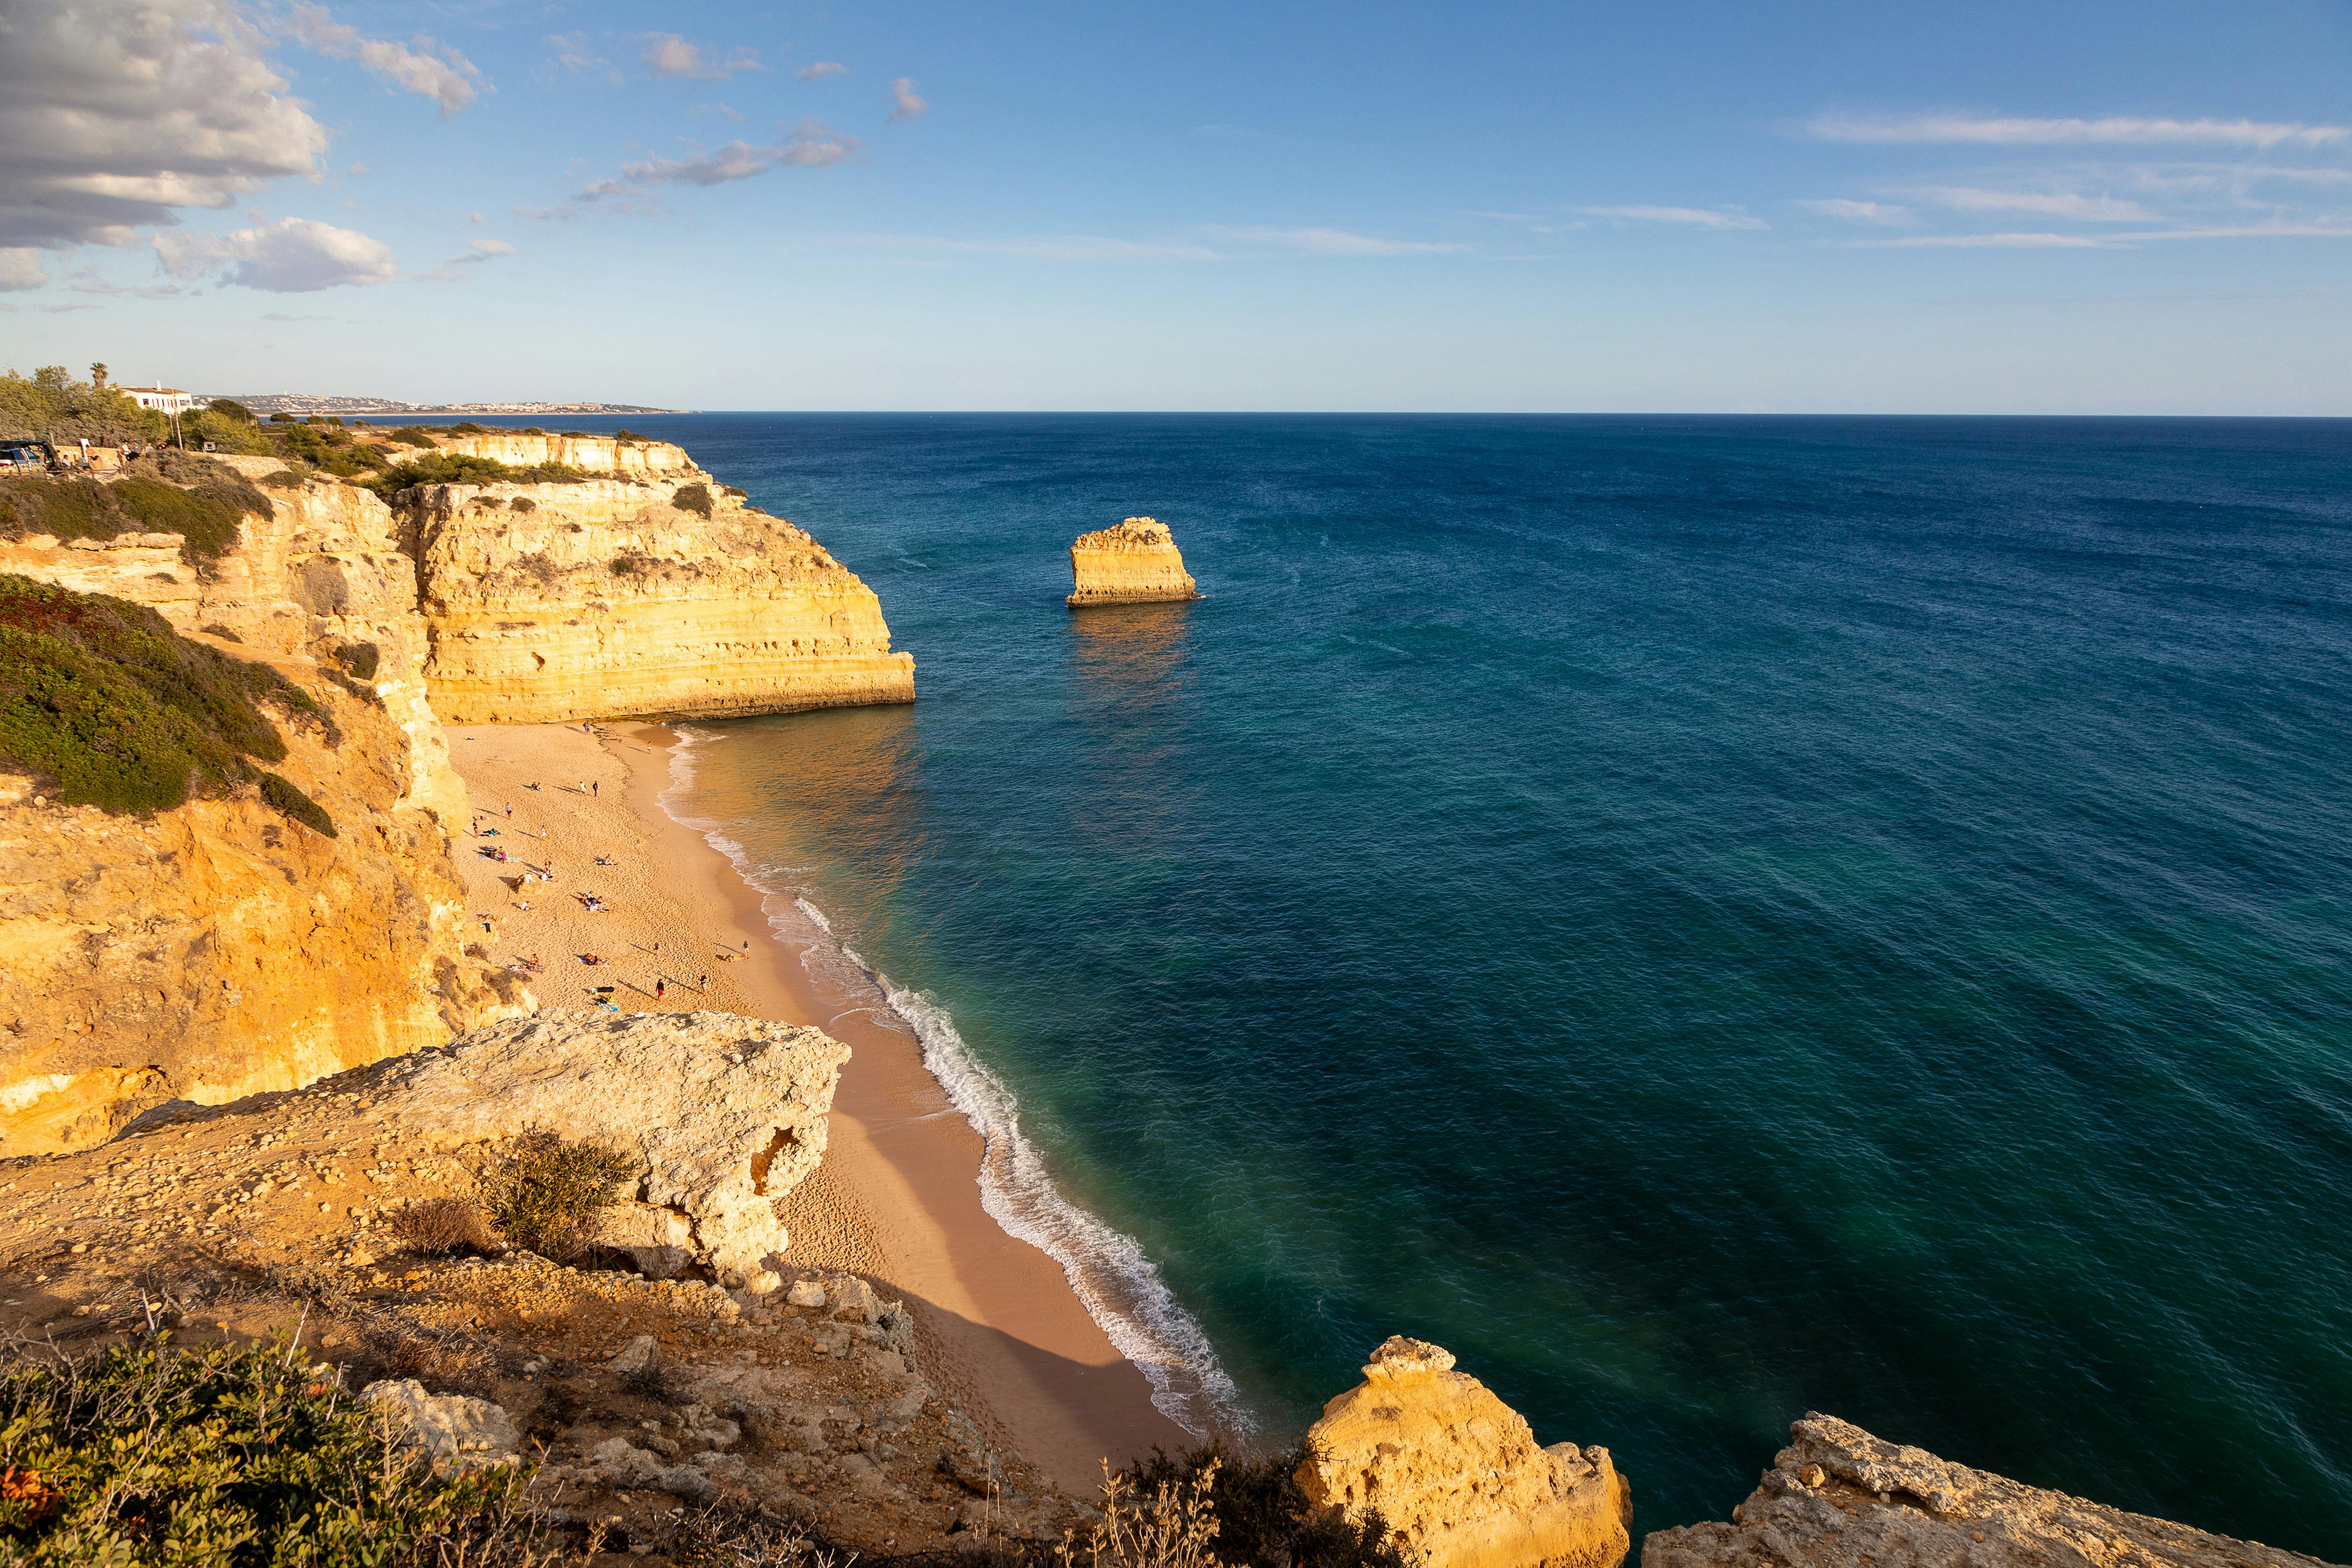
[473,413,2352,1556]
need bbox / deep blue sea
[472,413,2352,1557]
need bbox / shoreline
[441,719,1192,1492]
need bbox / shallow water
[492,413,2352,1554]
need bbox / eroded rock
[1299,1335,1632,1568]
[1067,517,1199,606]
[1642,1414,2339,1568]
[361,1378,521,1467]
[369,1010,849,1277]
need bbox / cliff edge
[394,442,914,723]
[0,460,526,1155]
[1067,516,1199,606]
[1644,1413,2340,1568]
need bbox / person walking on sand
[698,973,706,991]
[593,780,599,797]
[505,802,513,818]
[655,978,666,1001]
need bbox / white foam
[654,725,1248,1438]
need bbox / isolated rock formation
[1067,516,1199,606]
[368,1010,851,1280]
[396,458,915,723]
[1642,1414,2337,1568]
[362,1379,523,1468]
[1299,1336,1632,1568]
[0,465,523,1156]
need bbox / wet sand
[442,721,1191,1493]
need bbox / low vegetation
[672,482,714,518]
[0,1337,554,1566]
[1114,1446,1410,1568]
[356,450,592,497]
[0,452,268,564]
[384,1195,497,1257]
[0,574,334,827]
[477,1129,636,1262]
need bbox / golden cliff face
[401,476,916,724]
[424,431,699,479]
[1068,517,1200,606]
[0,468,528,1156]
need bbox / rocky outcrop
[0,466,524,1156]
[421,431,698,479]
[1643,1414,2338,1568]
[1067,517,1199,606]
[398,472,915,723]
[367,1010,851,1281]
[1299,1336,1632,1568]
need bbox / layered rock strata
[399,473,915,723]
[1643,1414,2337,1568]
[368,1010,850,1281]
[1067,516,1199,606]
[419,431,699,479]
[1299,1336,1633,1568]
[0,465,523,1156]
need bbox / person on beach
[593,781,599,797]
[698,973,707,991]
[655,979,666,1000]
[505,802,512,817]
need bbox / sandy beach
[442,721,1192,1494]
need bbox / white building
[120,383,194,416]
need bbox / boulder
[1642,1414,2340,1568]
[1299,1336,1631,1568]
[361,1379,521,1467]
[371,1010,849,1277]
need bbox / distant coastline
[204,393,694,417]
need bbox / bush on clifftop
[0,575,334,830]
[0,456,267,565]
[0,1337,547,1566]
[478,1128,635,1262]
[1119,1445,1411,1568]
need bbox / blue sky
[3,0,2349,411]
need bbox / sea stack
[1298,1336,1633,1568]
[1066,516,1199,606]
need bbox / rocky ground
[0,1068,1081,1564]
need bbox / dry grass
[1057,1460,1223,1568]
[385,1196,496,1258]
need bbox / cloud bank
[1811,114,2351,149]
[281,4,484,116]
[0,0,329,248]
[644,34,762,82]
[154,215,397,289]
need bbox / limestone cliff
[1643,1414,2338,1568]
[1067,517,1199,606]
[398,474,915,724]
[1299,1336,1632,1568]
[423,430,699,480]
[0,465,525,1156]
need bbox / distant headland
[205,392,693,417]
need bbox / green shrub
[257,470,305,488]
[257,771,335,837]
[269,412,296,423]
[508,496,536,513]
[204,398,256,423]
[0,575,334,818]
[331,641,379,681]
[478,1129,636,1262]
[450,422,489,435]
[0,1337,546,1566]
[672,483,712,518]
[1121,1445,1412,1568]
[113,478,247,560]
[387,428,436,449]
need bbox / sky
[1,0,2349,413]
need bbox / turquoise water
[501,414,2349,1554]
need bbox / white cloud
[280,4,484,117]
[1204,225,1468,255]
[154,215,398,289]
[0,249,50,290]
[1810,114,2352,149]
[1916,187,2152,221]
[547,32,608,77]
[888,77,929,121]
[1858,232,2113,248]
[854,234,1218,261]
[798,61,847,80]
[0,0,328,248]
[1579,205,1768,230]
[1798,199,1913,226]
[643,34,762,81]
[68,266,187,296]
[563,129,860,213]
